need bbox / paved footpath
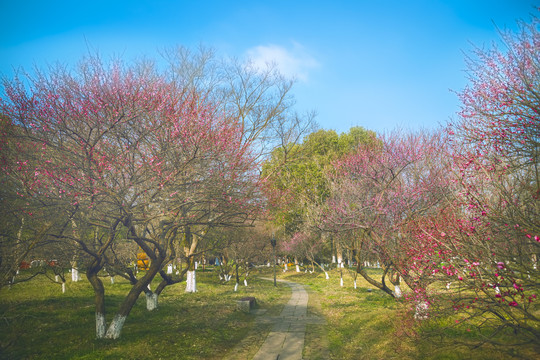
[252,279,325,360]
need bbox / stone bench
[237,296,256,313]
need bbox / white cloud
[245,42,319,82]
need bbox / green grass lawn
[0,267,289,360]
[1,266,538,359]
[280,267,539,360]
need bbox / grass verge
[0,267,289,360]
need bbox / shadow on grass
[0,269,291,360]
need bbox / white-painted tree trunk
[234,282,238,292]
[354,280,357,289]
[295,257,300,272]
[110,276,115,284]
[325,271,329,280]
[96,312,106,339]
[393,285,402,298]
[146,293,158,311]
[244,279,248,286]
[332,255,336,263]
[340,277,344,287]
[71,267,79,282]
[105,314,126,339]
[55,275,59,282]
[185,270,197,292]
[62,282,66,294]
[167,264,173,274]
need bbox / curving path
[252,279,325,360]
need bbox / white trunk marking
[244,279,248,286]
[62,282,66,293]
[354,280,357,289]
[340,277,344,287]
[72,268,79,282]
[110,276,115,284]
[146,293,159,311]
[185,270,197,292]
[96,313,106,339]
[105,314,126,339]
[394,285,402,298]
[55,275,59,282]
[325,271,329,280]
[296,264,300,272]
[234,283,238,292]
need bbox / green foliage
[263,126,377,234]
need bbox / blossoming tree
[0,56,264,339]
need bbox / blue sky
[0,1,537,134]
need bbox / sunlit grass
[0,267,289,359]
[279,266,539,360]
[1,266,538,359]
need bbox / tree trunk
[105,314,127,339]
[336,241,344,268]
[356,262,395,297]
[146,292,158,311]
[104,271,157,339]
[309,257,329,279]
[184,228,198,293]
[87,267,106,339]
[185,270,196,292]
[71,267,79,282]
